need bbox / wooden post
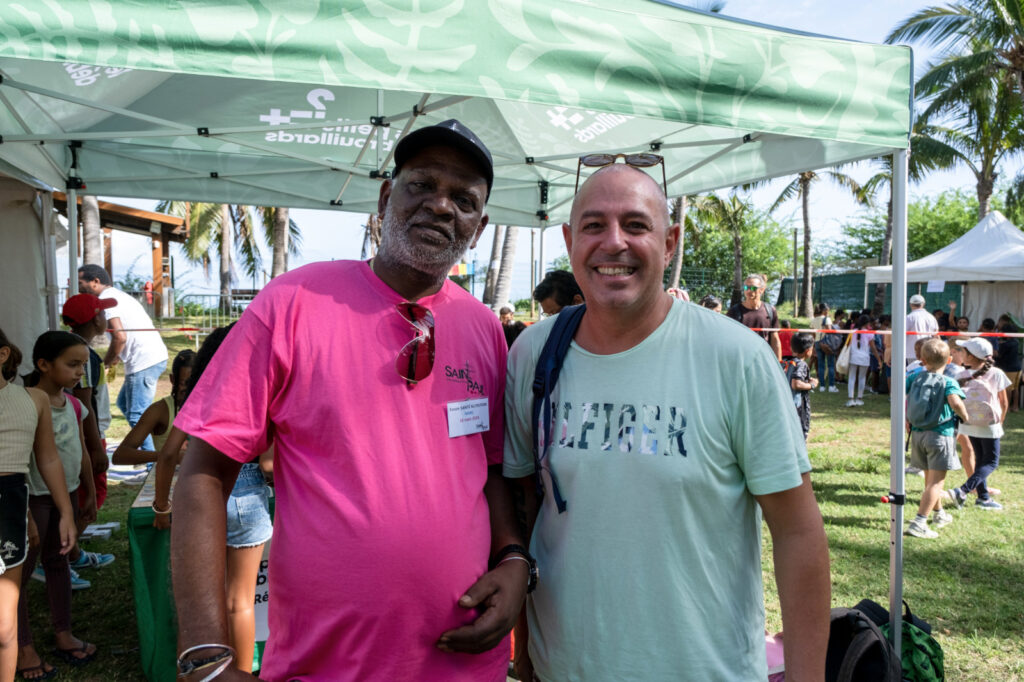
[151,227,164,319]
[103,228,113,275]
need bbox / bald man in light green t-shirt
[504,165,830,682]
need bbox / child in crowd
[906,338,928,376]
[61,294,116,572]
[944,338,1011,510]
[787,333,818,440]
[112,349,195,466]
[154,326,273,673]
[699,295,722,313]
[947,341,978,484]
[779,320,794,361]
[813,305,840,393]
[19,332,98,676]
[869,316,889,394]
[994,316,1021,412]
[0,329,76,682]
[904,339,969,539]
[845,315,874,407]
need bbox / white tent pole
[67,188,78,305]
[538,227,546,291]
[889,149,909,654]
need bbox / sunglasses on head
[395,302,435,387]
[575,152,667,195]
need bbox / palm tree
[689,193,753,306]
[763,170,865,317]
[915,63,1024,219]
[157,202,301,304]
[249,206,301,279]
[482,225,505,305]
[886,0,1024,109]
[492,226,519,310]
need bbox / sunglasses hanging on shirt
[394,302,435,387]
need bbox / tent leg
[889,150,909,654]
[67,188,78,302]
[538,226,546,299]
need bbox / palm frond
[768,178,802,213]
[885,5,976,46]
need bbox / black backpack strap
[531,304,586,514]
[853,598,890,627]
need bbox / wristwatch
[492,543,539,593]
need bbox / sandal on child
[16,663,57,680]
[51,643,96,666]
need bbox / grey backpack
[906,372,948,431]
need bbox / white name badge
[447,397,490,438]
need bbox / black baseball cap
[393,119,493,199]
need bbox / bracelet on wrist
[491,544,539,594]
[177,643,235,680]
[152,502,172,515]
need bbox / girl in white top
[846,314,875,407]
[945,338,1011,510]
[18,332,98,676]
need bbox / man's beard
[377,207,474,279]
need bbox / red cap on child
[62,294,116,325]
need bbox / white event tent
[866,211,1024,324]
[0,0,918,652]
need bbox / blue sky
[87,0,1007,303]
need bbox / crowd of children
[0,297,277,679]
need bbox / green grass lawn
[49,332,1023,680]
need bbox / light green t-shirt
[29,396,87,496]
[504,300,810,682]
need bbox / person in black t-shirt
[726,274,781,360]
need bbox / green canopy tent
[0,0,917,674]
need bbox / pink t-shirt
[175,261,509,682]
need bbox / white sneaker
[905,520,938,538]
[845,400,857,407]
[932,510,954,528]
[905,466,925,478]
[819,386,826,393]
[855,399,865,406]
[828,386,839,393]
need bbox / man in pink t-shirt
[170,121,531,682]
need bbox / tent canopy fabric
[0,0,912,226]
[864,211,1024,283]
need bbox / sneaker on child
[943,487,967,508]
[975,499,1003,511]
[905,466,925,478]
[905,519,938,539]
[32,566,91,590]
[69,550,115,569]
[931,510,954,528]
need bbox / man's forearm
[769,332,782,361]
[773,514,830,681]
[483,465,526,554]
[104,334,125,367]
[171,440,241,652]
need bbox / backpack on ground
[531,304,586,514]
[826,606,903,682]
[855,598,945,682]
[906,372,948,430]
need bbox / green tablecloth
[128,502,178,682]
[128,471,268,681]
